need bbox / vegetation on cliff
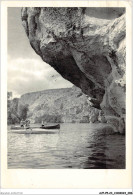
[8,87,104,124]
[7,92,29,124]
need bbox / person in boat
[42,120,44,127]
[20,119,25,128]
[25,119,32,131]
[42,120,47,127]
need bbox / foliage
[8,111,20,124]
[18,104,29,120]
[60,103,63,110]
[7,97,20,124]
[7,92,12,100]
[7,93,29,124]
[35,114,62,123]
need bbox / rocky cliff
[19,86,100,123]
[21,8,126,133]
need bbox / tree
[18,104,29,120]
[7,92,12,100]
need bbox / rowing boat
[11,126,25,130]
[10,126,40,130]
[10,129,59,134]
[10,124,60,130]
[40,124,60,129]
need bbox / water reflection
[8,123,125,169]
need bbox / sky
[8,8,72,98]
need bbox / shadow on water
[83,126,125,169]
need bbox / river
[8,123,125,169]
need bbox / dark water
[8,123,125,169]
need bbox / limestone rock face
[21,8,126,128]
[18,87,99,123]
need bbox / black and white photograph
[0,0,132,191]
[7,6,126,170]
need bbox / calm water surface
[8,123,125,169]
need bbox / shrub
[34,114,62,123]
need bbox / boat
[10,126,40,130]
[10,126,25,130]
[10,129,59,134]
[40,124,60,129]
[10,124,60,130]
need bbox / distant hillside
[17,86,99,123]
